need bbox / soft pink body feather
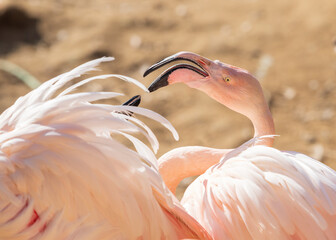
[146,52,336,240]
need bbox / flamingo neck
[248,103,275,147]
[158,147,231,195]
[212,90,275,147]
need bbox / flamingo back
[182,145,336,240]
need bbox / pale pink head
[144,51,275,146]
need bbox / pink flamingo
[0,58,211,240]
[144,52,336,240]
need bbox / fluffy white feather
[0,58,209,240]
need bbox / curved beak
[121,95,141,116]
[144,52,211,92]
[122,95,141,107]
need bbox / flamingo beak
[122,95,141,107]
[120,95,141,116]
[144,52,211,92]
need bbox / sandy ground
[1,0,336,196]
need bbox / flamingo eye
[224,77,230,82]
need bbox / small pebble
[283,87,296,100]
[240,21,252,33]
[175,5,188,17]
[57,30,68,41]
[321,108,334,120]
[311,143,324,161]
[129,35,142,49]
[255,54,273,81]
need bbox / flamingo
[0,57,212,240]
[144,52,336,240]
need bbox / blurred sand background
[1,0,336,196]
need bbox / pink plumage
[145,52,336,240]
[0,58,211,240]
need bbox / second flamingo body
[145,52,336,240]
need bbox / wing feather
[182,143,336,240]
[0,58,207,239]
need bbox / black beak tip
[120,95,141,117]
[147,84,157,93]
[147,76,169,93]
[143,69,151,78]
[122,95,141,106]
[148,87,154,93]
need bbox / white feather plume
[0,58,210,240]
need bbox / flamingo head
[144,51,268,120]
